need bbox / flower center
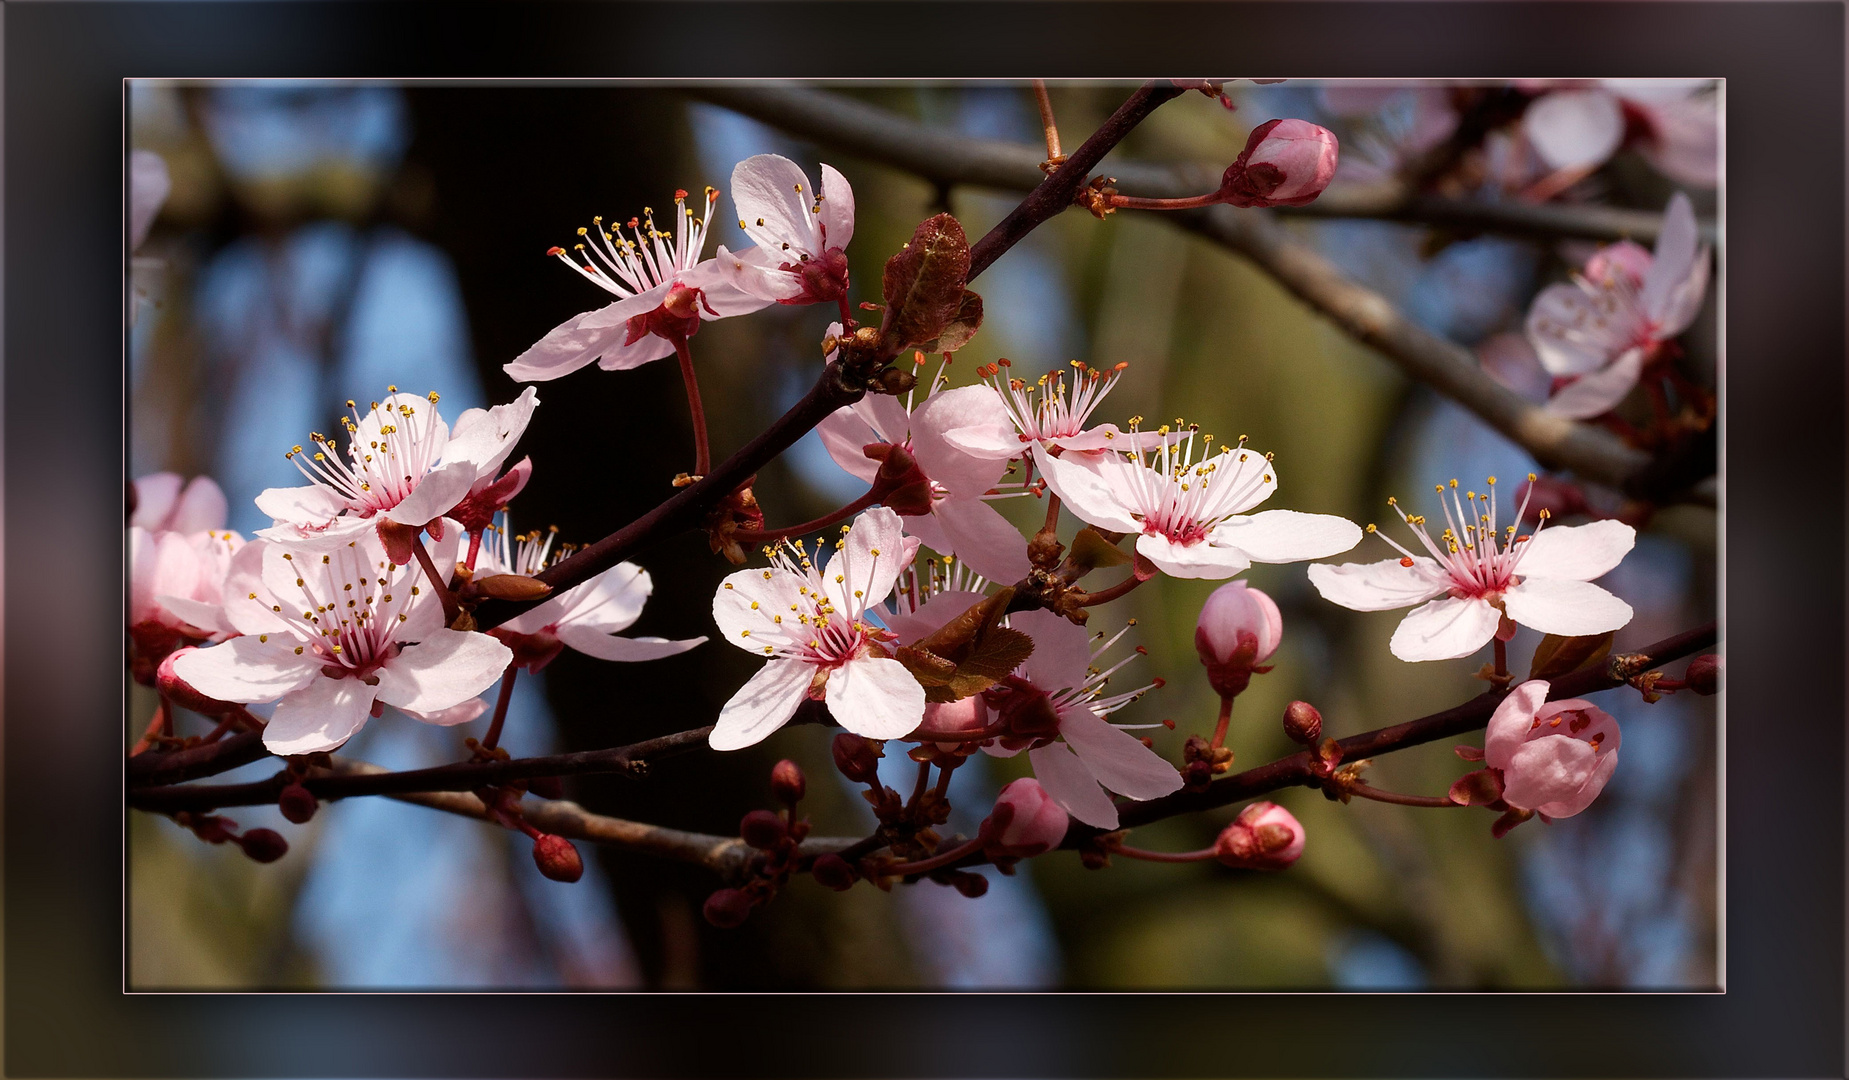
[549,186,720,299]
[981,358,1130,443]
[285,388,445,515]
[266,542,421,672]
[1367,474,1551,598]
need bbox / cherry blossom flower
[978,608,1182,830]
[982,778,1069,858]
[171,525,513,755]
[1033,424,1362,580]
[816,353,1031,584]
[131,472,227,535]
[1522,80,1717,189]
[1195,580,1282,698]
[1219,119,1340,208]
[480,521,705,673]
[1524,193,1710,419]
[1307,476,1635,662]
[715,154,854,307]
[1481,679,1621,820]
[953,358,1164,457]
[129,525,246,679]
[256,387,538,540]
[710,507,925,751]
[505,188,770,381]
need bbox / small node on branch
[949,871,989,898]
[703,887,753,928]
[237,828,289,864]
[740,809,788,851]
[810,853,858,891]
[1685,653,1720,695]
[532,834,584,883]
[770,759,806,806]
[277,783,318,825]
[832,733,885,784]
[1282,701,1322,746]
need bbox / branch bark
[685,83,1713,500]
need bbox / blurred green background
[128,81,1718,990]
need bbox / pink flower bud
[983,778,1069,858]
[1221,119,1339,208]
[1483,680,1620,819]
[739,809,788,850]
[156,648,236,717]
[770,759,807,805]
[1282,700,1322,745]
[950,871,989,898]
[532,834,584,882]
[277,783,318,825]
[1214,801,1304,870]
[703,888,753,928]
[811,853,857,891]
[1195,581,1282,698]
[1686,654,1720,695]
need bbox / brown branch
[684,83,1712,500]
[127,729,268,787]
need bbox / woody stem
[1493,637,1508,680]
[732,487,881,545]
[1345,781,1459,808]
[129,699,171,757]
[1106,191,1225,211]
[1109,842,1216,864]
[1210,696,1234,751]
[884,835,986,877]
[412,539,461,626]
[674,335,712,478]
[1033,80,1062,162]
[1072,570,1148,607]
[481,662,519,752]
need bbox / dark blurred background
[127,81,1717,990]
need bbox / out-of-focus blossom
[482,522,705,673]
[960,358,1165,457]
[817,346,1031,584]
[715,154,854,307]
[132,472,229,536]
[128,472,244,675]
[257,387,538,540]
[1523,80,1717,188]
[982,778,1070,858]
[1220,119,1340,208]
[172,526,513,755]
[506,187,770,381]
[1194,580,1282,698]
[1525,193,1709,418]
[710,507,924,751]
[1034,426,1361,580]
[130,149,171,251]
[1318,85,1459,185]
[1483,679,1620,819]
[1308,477,1635,662]
[979,608,1181,830]
[1214,801,1304,869]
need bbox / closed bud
[531,834,584,882]
[1195,581,1282,698]
[982,778,1069,858]
[1214,801,1304,870]
[157,648,236,717]
[832,732,884,784]
[1220,119,1339,208]
[472,573,553,601]
[237,828,289,864]
[277,783,318,824]
[770,759,807,805]
[739,809,787,850]
[1686,654,1720,696]
[703,887,753,928]
[811,853,858,891]
[951,871,989,898]
[1282,700,1323,745]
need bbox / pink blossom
[483,523,705,673]
[1524,193,1710,418]
[1195,580,1282,698]
[1214,801,1304,869]
[1308,477,1635,662]
[979,609,1182,830]
[505,188,770,381]
[256,387,539,539]
[714,155,854,307]
[171,525,513,755]
[131,472,228,535]
[949,358,1165,457]
[710,507,925,751]
[130,525,246,647]
[1034,427,1362,580]
[983,778,1069,858]
[1522,80,1716,189]
[1220,119,1340,208]
[1483,680,1620,819]
[816,352,1031,584]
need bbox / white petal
[594,333,678,371]
[730,154,822,256]
[154,596,231,637]
[1011,608,1092,694]
[1524,89,1624,170]
[266,675,376,755]
[826,507,906,617]
[930,497,1032,585]
[219,540,293,635]
[1389,595,1502,662]
[170,477,229,534]
[552,562,653,632]
[382,461,476,526]
[441,386,539,480]
[814,406,884,485]
[825,654,926,740]
[682,268,775,319]
[1653,245,1711,339]
[1525,283,1622,376]
[373,629,513,714]
[130,473,184,530]
[1483,679,1552,769]
[503,298,653,382]
[399,696,490,727]
[1308,557,1448,612]
[1503,577,1634,637]
[1032,445,1141,534]
[1210,510,1363,565]
[1028,741,1119,829]
[713,566,806,655]
[254,484,351,527]
[818,162,855,251]
[711,658,812,750]
[555,622,706,662]
[1059,710,1185,801]
[1545,348,1645,419]
[1134,532,1251,580]
[1514,519,1635,581]
[172,635,320,703]
[941,423,1028,460]
[909,385,1014,497]
[1641,192,1699,321]
[712,243,805,303]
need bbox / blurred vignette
[127,79,1718,991]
